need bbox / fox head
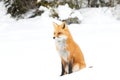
[53,22,72,41]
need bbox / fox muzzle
[53,37,55,39]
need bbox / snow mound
[57,4,83,21]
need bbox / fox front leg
[60,61,72,75]
[68,60,73,74]
[60,62,65,76]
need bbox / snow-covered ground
[0,2,120,80]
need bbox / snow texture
[0,1,120,80]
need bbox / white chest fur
[55,35,70,62]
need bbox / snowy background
[0,1,120,80]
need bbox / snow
[57,4,83,21]
[112,4,120,20]
[57,4,72,20]
[0,1,120,80]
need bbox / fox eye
[58,32,62,35]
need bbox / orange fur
[53,22,86,75]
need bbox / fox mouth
[54,36,67,48]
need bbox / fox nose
[53,37,55,39]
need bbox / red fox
[53,22,86,76]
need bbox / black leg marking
[60,63,65,76]
[68,61,72,74]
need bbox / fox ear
[53,22,58,29]
[62,22,66,29]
